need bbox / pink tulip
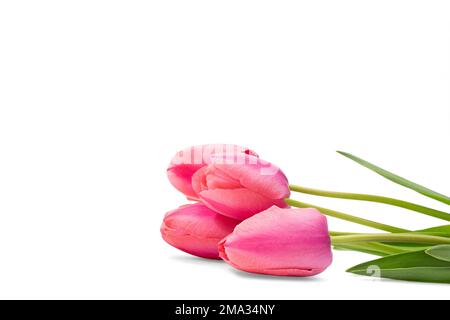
[167,144,258,198]
[160,203,240,259]
[191,153,290,220]
[218,206,332,276]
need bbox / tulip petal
[191,155,290,220]
[218,206,333,276]
[167,164,202,198]
[161,203,240,259]
[205,171,241,190]
[210,154,290,200]
[198,188,288,220]
[219,242,321,276]
[167,144,258,198]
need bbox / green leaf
[337,151,450,206]
[347,248,450,283]
[426,245,450,262]
[377,242,430,250]
[415,225,450,237]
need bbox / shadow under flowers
[229,269,327,282]
[170,254,327,282]
[169,254,224,266]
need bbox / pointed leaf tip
[426,245,450,262]
[346,249,450,283]
[337,151,450,206]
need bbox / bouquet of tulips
[161,144,450,283]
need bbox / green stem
[286,198,409,233]
[329,230,433,256]
[329,231,356,236]
[289,184,450,222]
[331,233,450,245]
[333,242,410,256]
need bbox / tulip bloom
[167,144,258,198]
[160,203,240,259]
[191,154,290,220]
[218,206,332,276]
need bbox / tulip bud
[192,154,290,220]
[167,144,258,198]
[218,206,333,276]
[161,203,240,259]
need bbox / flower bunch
[161,144,450,283]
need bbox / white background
[1,1,449,300]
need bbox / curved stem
[286,198,409,233]
[289,184,450,222]
[331,233,450,245]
